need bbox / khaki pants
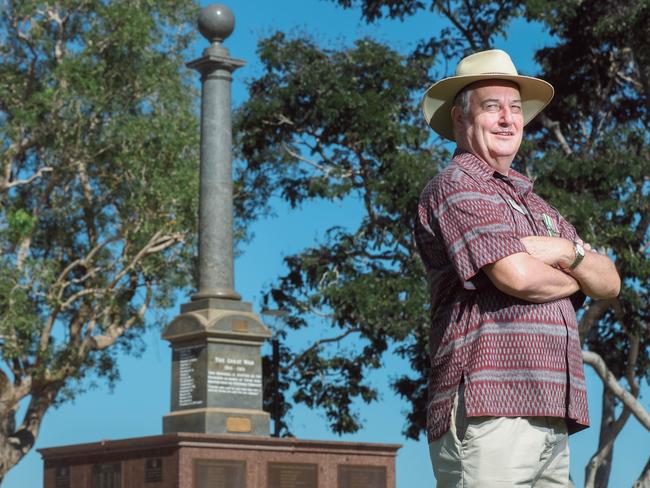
[428,386,570,487]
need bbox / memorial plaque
[226,416,252,433]
[173,344,206,409]
[145,458,163,483]
[232,319,249,332]
[267,463,317,488]
[92,462,121,488]
[55,466,70,488]
[195,459,246,488]
[338,465,386,488]
[207,343,263,408]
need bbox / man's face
[454,80,524,169]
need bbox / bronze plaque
[232,319,249,332]
[145,458,163,483]
[195,459,246,488]
[338,465,386,488]
[267,463,317,488]
[226,416,252,433]
[92,462,121,488]
[55,466,70,488]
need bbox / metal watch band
[570,241,585,270]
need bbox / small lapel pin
[507,198,527,215]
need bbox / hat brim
[422,74,554,141]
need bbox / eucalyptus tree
[0,0,201,480]
[237,1,649,486]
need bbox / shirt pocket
[527,195,561,237]
[501,196,536,237]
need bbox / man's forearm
[565,250,620,298]
[484,252,581,303]
[521,236,620,299]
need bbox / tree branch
[578,298,615,340]
[40,237,120,353]
[582,350,650,430]
[0,166,53,192]
[539,114,573,156]
[282,328,361,372]
[435,0,480,51]
[109,230,182,289]
[84,281,153,352]
[584,333,641,488]
[282,143,353,179]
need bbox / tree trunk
[0,385,59,484]
[0,421,30,486]
[0,443,25,486]
[594,389,616,488]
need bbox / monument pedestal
[162,298,271,437]
[39,433,400,488]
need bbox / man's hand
[521,236,620,299]
[520,236,574,267]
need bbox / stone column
[190,4,242,301]
[162,4,271,437]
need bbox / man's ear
[451,105,464,134]
[451,105,462,125]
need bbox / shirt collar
[452,148,533,195]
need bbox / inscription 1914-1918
[208,354,261,397]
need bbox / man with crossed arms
[415,49,620,486]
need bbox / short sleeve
[430,180,527,284]
[555,210,581,242]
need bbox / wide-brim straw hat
[422,49,554,141]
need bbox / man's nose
[499,107,514,125]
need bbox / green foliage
[6,209,37,244]
[238,0,649,450]
[236,33,436,434]
[515,1,650,399]
[0,0,203,474]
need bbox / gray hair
[453,86,473,117]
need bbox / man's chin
[490,141,521,157]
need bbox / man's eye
[485,103,500,111]
[511,105,523,113]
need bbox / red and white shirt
[415,149,589,442]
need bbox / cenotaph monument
[160,2,271,438]
[39,5,400,487]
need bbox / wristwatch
[570,241,585,270]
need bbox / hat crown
[455,49,519,77]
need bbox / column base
[191,287,242,301]
[163,407,270,436]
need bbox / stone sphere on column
[198,4,235,44]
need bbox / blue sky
[5,1,649,487]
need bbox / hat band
[470,71,517,75]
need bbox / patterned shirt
[415,149,589,442]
